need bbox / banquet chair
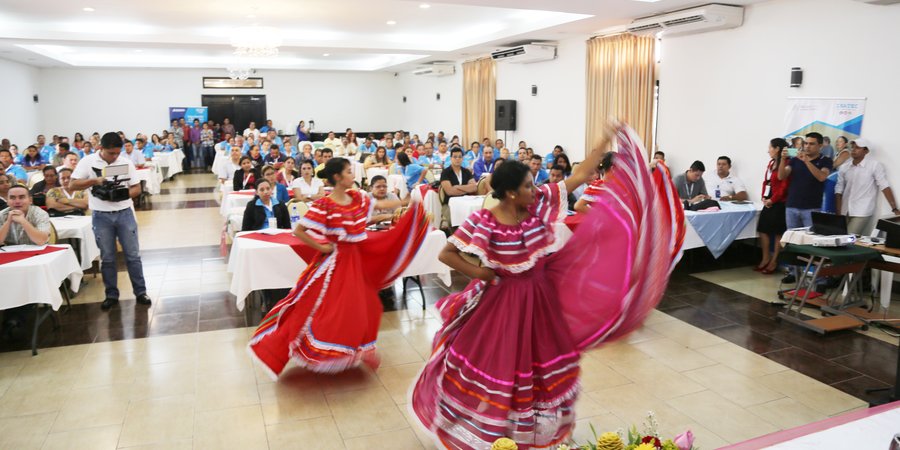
[28,172,44,189]
[424,170,435,184]
[287,199,309,224]
[476,177,490,195]
[482,194,499,210]
[312,141,325,150]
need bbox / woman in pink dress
[411,125,685,449]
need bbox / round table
[227,228,450,310]
[219,190,256,218]
[134,166,162,195]
[0,245,83,311]
[152,149,186,180]
[50,216,101,270]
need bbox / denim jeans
[92,208,146,300]
[785,207,815,230]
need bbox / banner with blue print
[168,107,208,124]
[783,97,866,140]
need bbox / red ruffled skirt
[249,205,429,376]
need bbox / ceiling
[0,0,767,72]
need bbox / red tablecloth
[240,232,320,263]
[0,246,66,265]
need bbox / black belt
[93,209,131,214]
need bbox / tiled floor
[1,172,895,449]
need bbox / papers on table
[1,245,48,252]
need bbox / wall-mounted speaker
[495,100,517,131]
[531,85,537,96]
[33,94,39,103]
[790,67,803,88]
[436,93,441,101]
[402,96,407,103]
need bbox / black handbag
[685,199,720,211]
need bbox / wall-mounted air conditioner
[852,0,900,4]
[626,4,744,37]
[490,44,556,64]
[412,64,455,76]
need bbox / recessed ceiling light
[386,20,397,25]
[322,53,330,57]
[419,4,430,8]
[82,7,95,12]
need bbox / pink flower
[674,430,694,450]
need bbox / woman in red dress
[249,157,429,376]
[411,125,685,449]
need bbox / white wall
[496,37,587,161]
[38,68,402,138]
[0,58,41,147]
[396,65,463,140]
[658,0,900,215]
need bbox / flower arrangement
[490,412,696,450]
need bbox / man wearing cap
[835,138,899,235]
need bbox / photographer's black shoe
[136,294,152,306]
[101,298,119,311]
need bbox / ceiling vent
[412,63,455,76]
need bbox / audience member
[233,156,257,191]
[499,147,510,160]
[263,144,287,168]
[435,142,451,166]
[833,136,850,168]
[123,141,145,168]
[755,138,790,274]
[0,174,9,209]
[464,142,481,169]
[243,121,260,141]
[0,149,27,184]
[21,145,47,171]
[259,165,290,204]
[778,132,833,283]
[549,165,577,210]
[297,143,315,165]
[472,146,497,180]
[323,131,340,150]
[314,148,334,176]
[218,147,242,186]
[439,147,477,228]
[201,122,215,169]
[417,142,443,171]
[247,145,264,169]
[30,166,59,207]
[242,179,290,231]
[835,138,899,235]
[276,158,298,186]
[528,155,549,186]
[709,156,748,201]
[188,118,202,169]
[46,168,88,216]
[673,160,709,203]
[50,142,72,167]
[291,160,325,202]
[364,147,390,171]
[821,136,834,159]
[37,134,56,162]
[395,152,426,193]
[59,152,80,172]
[544,145,565,169]
[516,148,528,163]
[341,136,357,157]
[259,119,275,134]
[554,153,572,177]
[368,175,401,223]
[221,118,236,140]
[358,136,377,156]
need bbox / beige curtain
[462,58,496,146]
[585,34,656,158]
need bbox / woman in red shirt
[755,138,790,274]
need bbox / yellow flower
[597,432,625,450]
[634,444,656,450]
[491,437,518,450]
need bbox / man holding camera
[70,132,151,310]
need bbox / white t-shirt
[71,152,140,212]
[219,160,241,181]
[290,177,324,197]
[708,172,747,199]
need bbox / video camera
[91,165,131,202]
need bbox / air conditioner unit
[626,4,744,37]
[853,0,900,4]
[490,44,556,64]
[412,64,455,76]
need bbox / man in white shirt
[122,140,145,167]
[835,138,899,235]
[218,147,243,187]
[70,132,151,310]
[323,131,341,151]
[243,122,260,141]
[709,156,748,201]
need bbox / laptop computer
[811,212,849,236]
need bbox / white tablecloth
[50,216,100,271]
[211,148,227,176]
[351,160,364,185]
[410,187,442,226]
[220,190,256,218]
[152,149,185,180]
[228,229,450,310]
[134,167,162,195]
[682,202,761,250]
[0,245,83,311]
[449,195,486,227]
[366,167,388,182]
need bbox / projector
[812,235,857,247]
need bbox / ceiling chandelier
[226,26,282,79]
